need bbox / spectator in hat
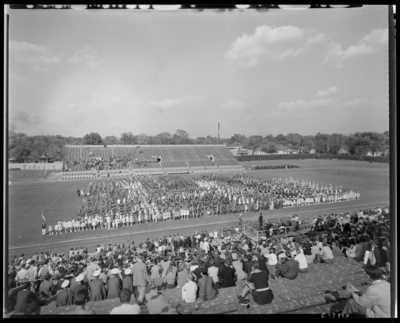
[69,288,96,315]
[39,273,53,298]
[198,267,218,302]
[122,269,134,295]
[181,273,197,304]
[14,282,33,313]
[89,270,106,301]
[238,262,274,306]
[110,288,141,314]
[107,268,122,299]
[72,274,86,296]
[342,265,390,317]
[86,258,101,282]
[69,270,80,291]
[56,280,74,307]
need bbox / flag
[41,211,46,222]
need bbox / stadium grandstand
[61,145,244,180]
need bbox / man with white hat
[107,268,122,299]
[89,269,106,301]
[56,280,74,307]
[72,274,86,297]
[122,268,134,295]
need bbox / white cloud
[225,25,326,69]
[316,86,339,97]
[323,28,388,68]
[278,98,336,112]
[148,95,204,109]
[220,100,247,110]
[69,44,102,68]
[10,40,60,71]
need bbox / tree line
[8,129,389,163]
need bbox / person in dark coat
[14,282,33,313]
[238,262,274,305]
[198,268,218,302]
[56,280,74,307]
[89,270,106,301]
[39,273,53,298]
[219,260,236,288]
[107,268,122,299]
[122,269,134,295]
[242,254,253,279]
[257,254,270,274]
[71,274,86,296]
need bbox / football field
[7,159,390,259]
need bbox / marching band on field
[44,174,359,235]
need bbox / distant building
[228,146,249,156]
[366,151,384,157]
[338,148,348,154]
[254,151,268,155]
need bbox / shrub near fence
[253,164,300,170]
[236,153,389,163]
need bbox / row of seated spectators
[7,205,390,316]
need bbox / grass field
[7,159,389,259]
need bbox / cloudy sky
[8,6,389,138]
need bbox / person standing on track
[41,221,47,236]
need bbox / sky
[8,6,389,139]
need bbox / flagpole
[353,160,355,179]
[337,159,339,177]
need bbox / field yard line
[46,193,63,209]
[9,200,389,250]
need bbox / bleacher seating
[63,145,244,176]
[163,257,371,315]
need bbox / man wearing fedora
[56,280,74,307]
[89,270,106,301]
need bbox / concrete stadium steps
[162,257,371,315]
[40,297,150,315]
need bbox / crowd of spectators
[43,174,360,235]
[8,205,390,316]
[63,151,153,172]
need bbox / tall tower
[218,123,220,140]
